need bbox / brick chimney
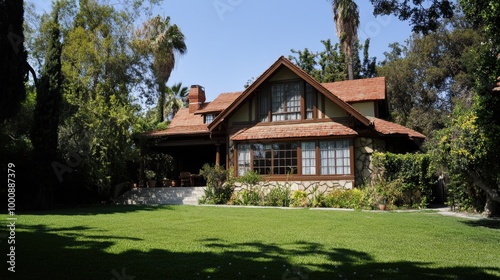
[188,85,206,113]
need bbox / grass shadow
[18,204,174,216]
[462,219,500,230]
[2,216,499,279]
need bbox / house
[141,56,425,189]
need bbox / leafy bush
[199,164,235,204]
[263,183,291,207]
[235,187,264,206]
[291,190,309,207]
[237,170,261,186]
[323,189,365,209]
[373,152,436,208]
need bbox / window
[253,144,272,175]
[271,82,301,121]
[237,144,251,176]
[272,143,298,175]
[301,142,316,175]
[204,114,214,124]
[237,140,351,177]
[320,140,350,175]
[305,84,315,119]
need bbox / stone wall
[235,179,353,196]
[354,137,385,187]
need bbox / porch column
[215,144,220,166]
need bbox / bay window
[237,139,351,177]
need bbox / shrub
[235,187,264,206]
[323,189,365,209]
[263,183,291,207]
[372,152,436,209]
[291,190,309,207]
[237,170,261,186]
[199,164,235,204]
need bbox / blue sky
[35,0,413,103]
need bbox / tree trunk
[470,172,500,216]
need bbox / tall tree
[30,3,63,208]
[378,19,482,138]
[370,0,455,34]
[134,15,187,123]
[332,0,359,80]
[0,0,28,122]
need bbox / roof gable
[208,56,372,131]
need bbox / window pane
[237,144,251,176]
[271,82,301,121]
[320,140,351,175]
[205,114,214,124]
[305,86,315,119]
[301,142,316,175]
[260,91,269,122]
[253,144,272,175]
[272,142,297,175]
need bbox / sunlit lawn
[1,205,499,279]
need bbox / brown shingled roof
[195,91,242,114]
[369,117,426,139]
[231,122,357,141]
[322,77,386,103]
[145,108,209,137]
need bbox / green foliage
[263,183,291,207]
[199,164,235,205]
[32,5,62,165]
[373,152,435,208]
[235,187,264,206]
[237,170,262,186]
[323,188,365,209]
[430,100,488,211]
[370,0,455,34]
[291,190,309,207]
[378,19,483,137]
[289,38,376,83]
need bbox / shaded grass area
[1,205,499,279]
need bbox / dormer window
[204,113,214,124]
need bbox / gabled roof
[195,91,242,114]
[145,108,208,137]
[322,77,386,103]
[369,117,426,139]
[208,56,372,131]
[231,121,357,141]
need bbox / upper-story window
[204,113,214,124]
[259,81,316,122]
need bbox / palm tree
[162,82,188,121]
[332,0,359,80]
[136,15,187,122]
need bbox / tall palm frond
[164,82,188,120]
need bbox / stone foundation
[234,180,353,197]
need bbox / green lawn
[1,206,499,280]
